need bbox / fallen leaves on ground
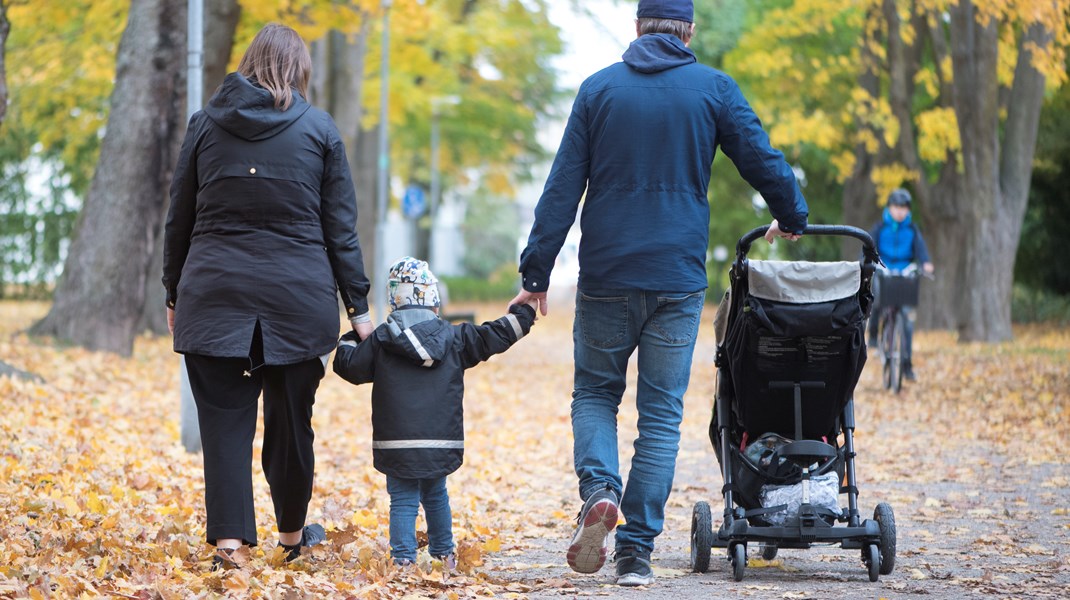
[1,300,1068,598]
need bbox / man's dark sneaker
[904,363,917,382]
[566,487,619,574]
[281,523,327,562]
[615,547,654,586]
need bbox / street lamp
[374,0,392,322]
[429,95,460,267]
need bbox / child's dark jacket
[333,304,535,479]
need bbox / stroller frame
[691,225,896,582]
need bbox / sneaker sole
[566,499,618,574]
[617,572,655,586]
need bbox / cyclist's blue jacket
[869,208,931,272]
[518,33,809,293]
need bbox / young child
[333,256,537,568]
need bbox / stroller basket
[692,224,896,583]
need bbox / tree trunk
[309,24,378,275]
[952,15,1049,342]
[138,0,240,335]
[842,5,889,258]
[354,122,381,272]
[945,1,1005,342]
[201,0,240,103]
[31,0,186,356]
[917,173,963,329]
[327,27,376,260]
[0,0,9,126]
[912,7,962,330]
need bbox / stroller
[690,224,896,582]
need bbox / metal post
[374,0,392,322]
[180,0,204,453]
[428,96,458,268]
[429,105,440,266]
[187,0,203,118]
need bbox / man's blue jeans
[386,475,454,562]
[571,288,704,554]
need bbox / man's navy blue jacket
[519,33,809,293]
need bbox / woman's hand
[167,308,175,335]
[353,320,374,340]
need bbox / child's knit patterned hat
[388,256,440,311]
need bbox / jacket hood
[204,72,311,141]
[377,307,451,367]
[882,207,912,230]
[622,33,696,74]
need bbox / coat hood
[622,33,696,74]
[204,72,311,141]
[377,307,451,367]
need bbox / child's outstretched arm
[457,303,537,369]
[332,329,377,384]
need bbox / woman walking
[163,23,373,567]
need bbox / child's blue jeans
[386,475,454,563]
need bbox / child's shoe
[433,552,458,573]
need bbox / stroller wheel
[865,543,880,582]
[760,543,778,560]
[690,501,713,573]
[730,543,746,582]
[875,503,897,575]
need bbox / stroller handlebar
[736,224,879,263]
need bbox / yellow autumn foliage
[721,0,1069,180]
[4,0,561,200]
[915,107,962,165]
[871,164,920,206]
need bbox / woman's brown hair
[236,23,311,111]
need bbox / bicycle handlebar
[736,224,879,263]
[877,263,936,280]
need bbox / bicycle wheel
[879,312,894,390]
[889,314,906,394]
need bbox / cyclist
[867,188,934,381]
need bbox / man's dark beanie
[636,0,694,22]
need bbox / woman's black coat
[164,73,370,364]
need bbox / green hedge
[440,264,520,303]
[1012,285,1070,324]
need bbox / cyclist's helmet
[887,188,912,208]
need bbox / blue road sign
[403,185,426,219]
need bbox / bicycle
[874,265,923,394]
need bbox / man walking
[510,0,809,586]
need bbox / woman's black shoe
[211,547,241,571]
[281,523,327,562]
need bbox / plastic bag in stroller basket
[731,432,843,515]
[760,472,841,527]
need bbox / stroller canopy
[748,260,861,305]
